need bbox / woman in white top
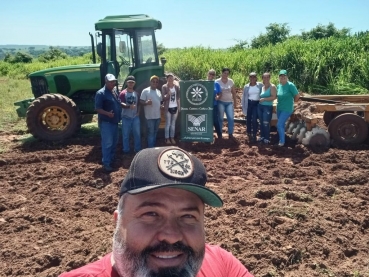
[161,73,180,144]
[215,67,238,140]
[241,72,263,143]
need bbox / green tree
[11,52,33,63]
[251,23,290,48]
[157,42,166,56]
[4,53,12,62]
[38,46,68,62]
[228,39,249,52]
[301,22,350,40]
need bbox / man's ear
[113,210,118,223]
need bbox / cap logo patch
[158,148,194,179]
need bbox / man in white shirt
[140,75,163,148]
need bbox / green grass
[0,77,32,132]
[0,55,91,78]
[79,122,100,137]
[164,35,369,94]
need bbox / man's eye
[182,214,196,219]
[143,212,158,217]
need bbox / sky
[1,0,369,49]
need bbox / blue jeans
[218,101,234,135]
[246,99,259,136]
[213,105,222,137]
[277,111,292,144]
[99,120,119,167]
[165,111,178,138]
[258,105,273,140]
[146,118,160,148]
[122,116,141,153]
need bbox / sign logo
[158,148,194,178]
[185,84,208,106]
[187,114,207,133]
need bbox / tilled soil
[1,119,369,277]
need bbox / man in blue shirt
[95,74,123,172]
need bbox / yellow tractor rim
[40,106,70,130]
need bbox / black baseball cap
[125,75,136,83]
[119,147,223,207]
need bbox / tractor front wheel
[26,94,82,141]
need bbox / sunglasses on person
[208,73,215,76]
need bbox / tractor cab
[93,14,165,88]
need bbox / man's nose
[156,218,183,244]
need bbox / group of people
[241,69,300,146]
[94,73,180,172]
[209,67,300,147]
[95,69,300,171]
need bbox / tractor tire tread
[26,94,82,141]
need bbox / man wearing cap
[276,70,300,147]
[241,72,263,143]
[95,74,122,172]
[59,146,254,277]
[119,75,141,154]
[140,75,163,148]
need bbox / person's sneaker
[165,139,171,145]
[103,165,113,172]
[257,137,264,142]
[263,139,270,144]
[278,142,284,147]
[170,138,176,144]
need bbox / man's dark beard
[113,237,205,277]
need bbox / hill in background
[0,45,91,60]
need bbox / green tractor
[14,14,166,141]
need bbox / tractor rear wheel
[328,113,368,145]
[26,94,82,141]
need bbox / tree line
[229,22,369,51]
[0,46,91,63]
